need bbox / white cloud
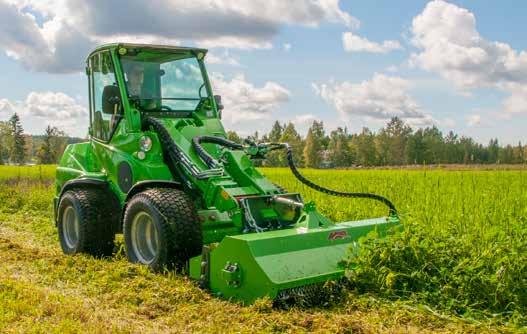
[283,43,292,52]
[206,50,241,66]
[211,73,290,123]
[343,32,402,54]
[0,1,95,73]
[293,113,320,125]
[410,0,527,115]
[2,0,358,72]
[313,73,435,125]
[501,84,527,115]
[441,117,456,128]
[385,65,398,73]
[0,91,87,135]
[0,98,14,113]
[289,113,322,135]
[466,114,481,127]
[25,91,87,119]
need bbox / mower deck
[190,215,399,304]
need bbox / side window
[89,51,122,141]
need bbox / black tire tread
[123,188,202,270]
[58,189,115,257]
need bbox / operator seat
[93,111,106,141]
[102,85,122,134]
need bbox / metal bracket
[199,245,211,289]
[221,262,241,288]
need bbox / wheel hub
[62,206,80,249]
[130,211,160,264]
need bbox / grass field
[0,165,525,333]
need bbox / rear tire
[57,189,116,257]
[123,188,202,271]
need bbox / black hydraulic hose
[283,144,398,216]
[192,136,244,169]
[188,134,398,216]
[142,116,200,187]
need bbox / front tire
[57,189,115,257]
[123,188,202,271]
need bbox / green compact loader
[55,43,399,305]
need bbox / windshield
[120,51,208,111]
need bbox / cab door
[88,51,133,196]
[88,51,122,143]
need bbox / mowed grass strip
[1,210,485,333]
[0,166,524,333]
[0,213,477,334]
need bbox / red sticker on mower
[328,230,349,240]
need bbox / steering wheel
[160,105,173,111]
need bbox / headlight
[139,136,153,152]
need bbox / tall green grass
[1,165,525,330]
[261,168,527,324]
[0,165,56,181]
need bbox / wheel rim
[62,206,80,249]
[130,211,160,264]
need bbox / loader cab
[86,43,219,142]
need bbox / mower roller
[54,43,400,305]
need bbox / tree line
[1,113,524,167]
[0,113,82,165]
[228,117,526,168]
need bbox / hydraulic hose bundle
[142,117,223,187]
[191,135,398,216]
[192,136,244,169]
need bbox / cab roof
[87,43,208,61]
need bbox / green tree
[265,121,284,167]
[37,125,66,164]
[303,121,325,168]
[328,127,353,167]
[459,136,476,164]
[499,145,515,164]
[406,129,426,164]
[422,126,444,164]
[444,131,461,164]
[513,142,524,164]
[0,121,11,164]
[353,127,377,166]
[488,138,499,164]
[226,130,242,144]
[8,113,25,164]
[279,122,304,167]
[375,117,412,165]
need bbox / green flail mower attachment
[190,211,399,305]
[188,141,400,305]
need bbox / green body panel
[189,216,399,303]
[55,43,401,304]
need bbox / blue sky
[0,0,525,145]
